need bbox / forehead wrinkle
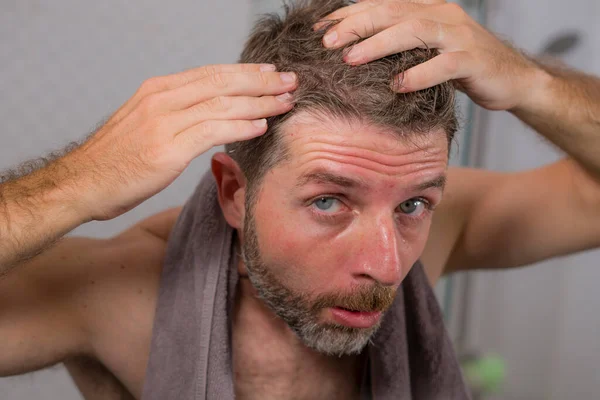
[287,131,446,160]
[281,111,448,156]
[293,141,447,168]
[297,153,446,179]
[279,112,449,181]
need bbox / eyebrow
[296,171,368,189]
[416,175,447,191]
[296,169,447,192]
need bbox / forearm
[0,159,89,274]
[511,61,600,177]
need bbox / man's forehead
[280,111,449,162]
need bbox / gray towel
[142,171,470,400]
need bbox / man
[1,0,600,399]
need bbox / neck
[232,273,365,400]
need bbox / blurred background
[1,0,599,399]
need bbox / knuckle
[433,21,447,42]
[198,121,215,142]
[197,96,232,116]
[257,71,271,87]
[408,19,427,35]
[139,76,164,95]
[442,53,460,75]
[214,95,232,112]
[201,64,220,78]
[208,72,229,88]
[386,1,404,16]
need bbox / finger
[313,0,378,31]
[174,119,268,160]
[148,71,298,113]
[166,94,294,134]
[141,64,278,95]
[112,63,276,122]
[344,19,460,65]
[358,0,446,2]
[322,2,430,48]
[392,51,471,92]
[314,0,446,31]
[324,2,465,49]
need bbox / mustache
[311,283,397,313]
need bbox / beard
[241,208,397,357]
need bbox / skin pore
[224,111,449,399]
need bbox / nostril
[355,273,376,283]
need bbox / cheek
[253,204,341,289]
[397,219,433,263]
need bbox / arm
[0,208,176,378]
[430,160,600,275]
[0,63,295,274]
[512,63,600,178]
[0,159,89,273]
[0,237,104,376]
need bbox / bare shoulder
[0,206,182,396]
[76,207,184,396]
[115,206,183,243]
[59,207,183,398]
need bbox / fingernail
[252,119,267,128]
[345,46,362,64]
[281,72,297,83]
[323,30,338,47]
[260,64,277,72]
[276,92,293,102]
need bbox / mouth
[329,307,383,329]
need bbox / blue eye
[312,197,342,213]
[398,199,426,216]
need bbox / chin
[297,321,379,357]
[290,309,384,357]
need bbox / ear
[212,152,246,230]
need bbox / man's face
[240,112,448,356]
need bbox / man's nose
[350,217,403,287]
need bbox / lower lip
[330,307,382,328]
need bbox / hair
[226,0,457,198]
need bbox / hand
[65,64,297,221]
[315,0,545,111]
